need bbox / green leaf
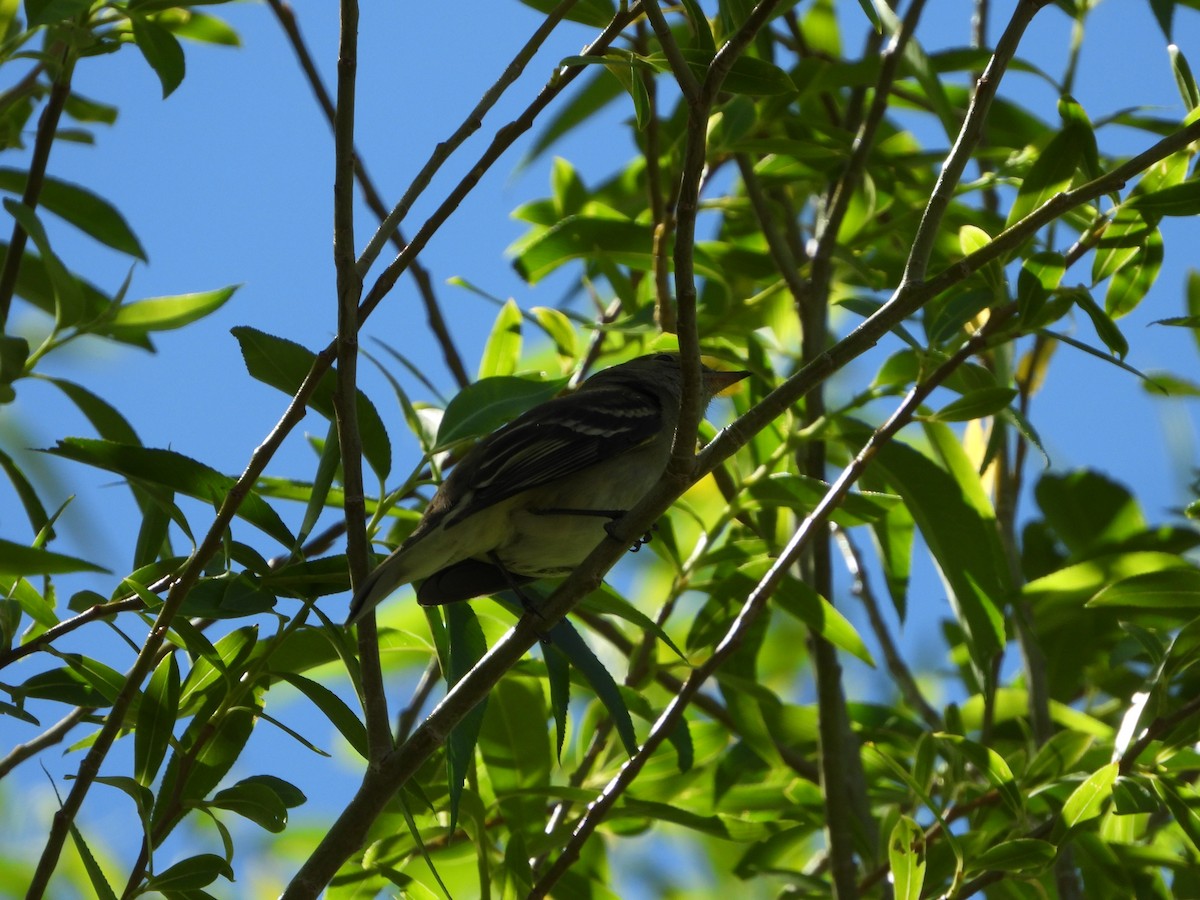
[0,537,107,576]
[1128,178,1200,216]
[747,472,901,526]
[869,423,1010,674]
[107,285,237,337]
[1068,288,1128,358]
[544,641,571,761]
[1035,469,1145,556]
[888,816,926,900]
[478,676,552,838]
[45,439,294,548]
[530,306,577,358]
[66,821,119,900]
[44,377,140,444]
[277,672,368,760]
[433,374,568,451]
[4,199,84,326]
[24,0,93,27]
[1006,98,1095,228]
[1105,226,1162,318]
[232,327,391,479]
[967,838,1056,874]
[1,333,28,385]
[549,617,638,755]
[1062,761,1118,827]
[445,602,488,834]
[679,0,715,53]
[0,169,146,259]
[135,654,180,786]
[478,298,523,378]
[1171,44,1200,110]
[1017,251,1066,327]
[517,0,615,28]
[1087,567,1200,611]
[1151,0,1174,39]
[1155,779,1200,853]
[211,779,289,832]
[938,734,1022,815]
[167,10,241,46]
[926,387,1018,423]
[0,445,49,537]
[144,854,233,892]
[130,14,186,98]
[156,702,260,833]
[641,49,795,95]
[180,573,277,619]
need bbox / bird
[345,352,749,624]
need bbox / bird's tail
[345,550,413,626]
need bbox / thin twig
[0,706,92,780]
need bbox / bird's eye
[653,352,676,364]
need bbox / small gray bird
[346,352,748,624]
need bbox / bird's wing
[444,383,664,524]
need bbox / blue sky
[3,0,1200,894]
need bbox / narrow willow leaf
[1006,103,1092,228]
[549,617,638,755]
[4,199,84,326]
[1068,288,1129,358]
[433,375,568,451]
[211,779,289,833]
[233,326,392,479]
[107,286,237,337]
[135,654,180,787]
[25,0,94,26]
[1062,761,1118,827]
[67,821,119,900]
[516,0,615,28]
[277,672,369,760]
[939,734,1022,815]
[130,14,186,98]
[889,816,926,900]
[0,168,146,259]
[531,306,578,357]
[0,446,49,537]
[46,438,294,548]
[0,537,107,576]
[1155,779,1200,853]
[544,642,571,761]
[445,602,488,834]
[679,0,715,52]
[1087,567,1200,611]
[868,423,1009,673]
[44,377,140,444]
[967,838,1056,874]
[1105,226,1162,318]
[926,387,1018,423]
[1171,44,1200,110]
[144,854,234,892]
[478,298,523,379]
[478,676,552,809]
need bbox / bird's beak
[704,365,751,397]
